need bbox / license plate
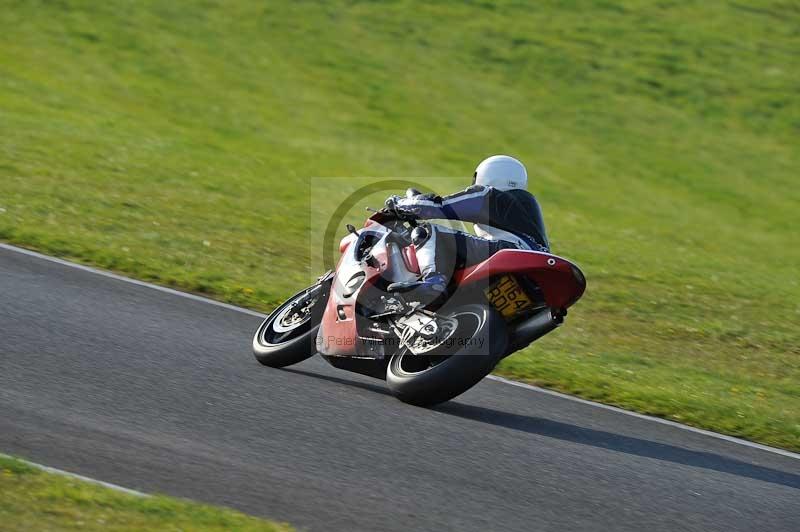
[484,275,534,318]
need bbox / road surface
[1,245,798,531]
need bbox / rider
[386,155,550,302]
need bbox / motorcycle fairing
[455,249,586,311]
[319,222,416,357]
[318,219,586,358]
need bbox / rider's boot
[387,272,448,305]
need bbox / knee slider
[411,225,430,247]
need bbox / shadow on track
[280,367,391,396]
[280,365,799,490]
[435,402,800,490]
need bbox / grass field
[0,454,290,531]
[1,0,798,451]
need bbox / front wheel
[252,282,327,368]
[386,304,507,406]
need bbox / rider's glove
[384,195,401,210]
[382,194,419,220]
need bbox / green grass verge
[1,1,798,451]
[0,455,291,531]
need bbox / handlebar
[367,206,418,226]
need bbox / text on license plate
[484,275,534,318]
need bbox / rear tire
[386,304,507,406]
[252,283,327,368]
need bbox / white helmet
[473,155,528,191]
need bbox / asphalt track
[1,245,798,532]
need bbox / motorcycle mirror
[346,224,359,236]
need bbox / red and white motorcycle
[253,197,585,406]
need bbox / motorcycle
[252,191,586,406]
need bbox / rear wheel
[386,304,507,406]
[252,283,326,368]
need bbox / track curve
[1,246,798,531]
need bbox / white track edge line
[2,242,798,461]
[0,243,266,318]
[486,375,800,460]
[0,453,148,497]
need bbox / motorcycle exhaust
[506,308,563,355]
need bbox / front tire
[252,283,327,368]
[386,304,507,406]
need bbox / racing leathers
[386,185,549,300]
